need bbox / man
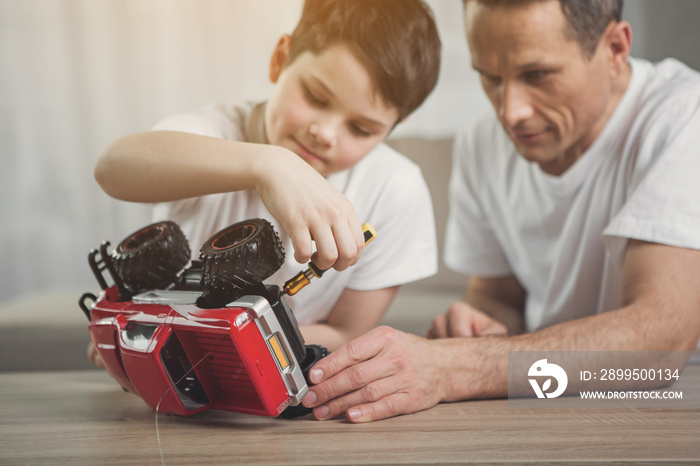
[300,0,700,423]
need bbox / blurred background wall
[1,0,699,303]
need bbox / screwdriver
[283,223,376,296]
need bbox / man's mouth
[511,129,548,144]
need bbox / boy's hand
[255,150,365,271]
[87,341,105,368]
[426,301,508,339]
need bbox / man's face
[465,0,617,175]
[266,38,398,177]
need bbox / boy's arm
[95,131,364,270]
[300,287,399,351]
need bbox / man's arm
[300,287,399,351]
[428,275,525,338]
[302,240,700,422]
[95,131,364,270]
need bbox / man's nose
[499,82,534,128]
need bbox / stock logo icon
[528,359,568,399]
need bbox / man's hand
[256,151,365,271]
[301,326,451,423]
[427,301,508,339]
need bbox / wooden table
[1,367,698,465]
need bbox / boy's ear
[269,34,292,83]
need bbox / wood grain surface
[1,366,698,465]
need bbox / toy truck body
[80,219,325,418]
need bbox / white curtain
[0,0,490,302]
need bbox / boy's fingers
[309,225,338,270]
[329,221,362,271]
[347,217,366,267]
[87,342,105,368]
[291,226,313,264]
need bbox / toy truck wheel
[200,218,285,293]
[111,221,191,292]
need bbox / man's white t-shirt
[445,58,700,332]
[151,101,438,325]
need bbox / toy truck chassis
[79,219,326,418]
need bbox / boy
[93,0,441,356]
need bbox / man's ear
[269,34,292,83]
[603,20,632,77]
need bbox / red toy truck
[79,219,336,418]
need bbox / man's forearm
[441,303,699,401]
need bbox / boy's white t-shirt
[151,101,438,325]
[445,58,700,332]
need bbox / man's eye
[525,70,551,81]
[480,73,501,86]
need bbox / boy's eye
[350,124,371,137]
[303,86,325,106]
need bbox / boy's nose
[309,122,337,148]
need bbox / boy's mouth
[292,138,324,163]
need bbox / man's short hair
[464,0,623,58]
[288,0,441,122]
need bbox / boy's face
[265,36,398,177]
[465,0,628,175]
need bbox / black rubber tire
[279,344,330,419]
[199,218,285,294]
[111,221,191,292]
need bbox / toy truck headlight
[121,323,158,350]
[268,333,290,372]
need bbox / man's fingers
[345,392,416,423]
[309,327,388,380]
[446,304,475,337]
[427,314,447,339]
[312,374,408,421]
[303,327,396,406]
[478,319,508,336]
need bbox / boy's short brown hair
[287,0,441,122]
